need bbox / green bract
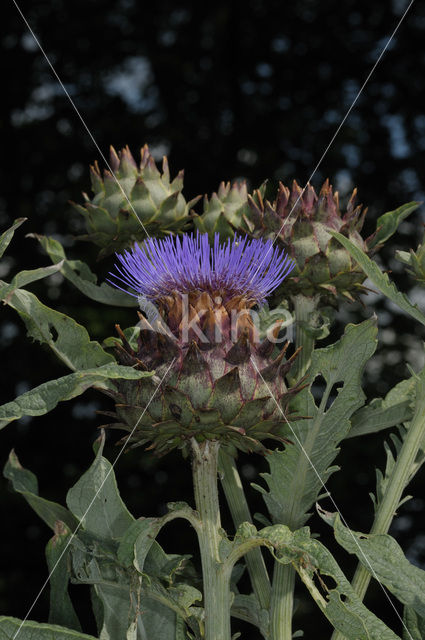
[72,145,200,259]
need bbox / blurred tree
[1,0,424,637]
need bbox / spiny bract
[195,179,377,303]
[103,233,304,456]
[72,144,200,259]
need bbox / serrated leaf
[0,363,150,430]
[66,432,134,541]
[330,231,425,326]
[0,617,98,639]
[348,376,416,439]
[3,287,115,371]
[259,524,400,639]
[3,450,78,531]
[46,522,82,630]
[319,511,425,620]
[0,218,26,259]
[0,262,64,301]
[370,202,421,248]
[257,318,377,528]
[32,234,137,307]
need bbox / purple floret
[108,232,294,304]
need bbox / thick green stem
[268,294,320,640]
[270,563,296,640]
[219,449,271,610]
[331,375,425,640]
[192,440,231,640]
[291,294,319,379]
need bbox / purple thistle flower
[108,232,294,304]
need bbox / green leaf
[46,522,82,631]
[74,555,138,640]
[370,202,421,248]
[330,231,425,326]
[70,534,191,640]
[66,431,134,541]
[0,363,150,430]
[31,234,137,307]
[348,377,416,439]
[3,450,78,531]
[0,263,64,301]
[319,510,425,620]
[255,318,377,528]
[117,502,197,573]
[259,524,401,639]
[403,606,425,640]
[3,287,114,371]
[231,593,269,637]
[0,617,98,639]
[0,218,26,258]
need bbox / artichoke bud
[244,179,376,303]
[72,145,200,259]
[104,233,305,456]
[192,180,266,240]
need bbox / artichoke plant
[104,232,304,456]
[72,145,200,259]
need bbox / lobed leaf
[347,376,416,439]
[330,231,425,326]
[258,524,401,639]
[255,318,377,529]
[0,363,150,430]
[319,510,425,619]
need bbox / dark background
[1,1,425,638]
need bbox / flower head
[107,233,302,456]
[109,232,294,305]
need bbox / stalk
[331,374,425,640]
[219,449,271,609]
[270,563,296,640]
[192,439,231,640]
[291,294,319,379]
[270,293,319,639]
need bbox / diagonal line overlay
[11,359,176,640]
[250,357,414,640]
[248,0,415,285]
[10,0,416,637]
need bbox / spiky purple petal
[109,232,294,304]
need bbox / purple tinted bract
[108,232,294,304]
